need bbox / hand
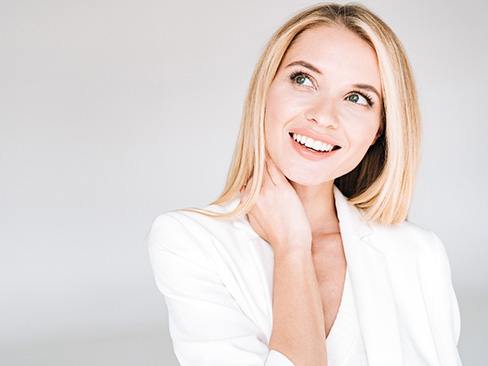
[239,150,312,254]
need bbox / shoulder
[367,219,444,258]
[370,220,462,347]
[370,219,457,305]
[369,217,456,281]
[146,198,243,263]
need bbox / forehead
[282,25,381,90]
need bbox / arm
[269,248,328,366]
[147,212,295,366]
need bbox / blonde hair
[180,1,421,225]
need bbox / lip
[289,133,341,161]
[289,128,342,147]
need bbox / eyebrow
[285,60,382,99]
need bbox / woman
[147,2,462,365]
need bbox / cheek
[353,129,377,152]
[345,110,380,145]
[332,109,375,149]
[266,80,306,120]
[342,120,380,165]
[264,89,294,150]
[264,102,280,158]
[266,89,293,125]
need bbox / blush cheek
[347,142,374,172]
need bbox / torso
[311,232,347,340]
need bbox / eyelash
[288,70,375,107]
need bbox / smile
[289,132,342,161]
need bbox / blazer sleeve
[418,230,463,365]
[146,212,295,366]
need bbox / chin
[282,167,334,186]
[290,177,333,186]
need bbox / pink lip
[289,128,342,147]
[289,133,341,161]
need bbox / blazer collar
[230,185,372,239]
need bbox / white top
[326,267,369,366]
[146,185,462,366]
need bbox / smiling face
[264,24,383,185]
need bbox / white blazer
[147,185,462,366]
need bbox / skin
[265,23,383,237]
[266,23,383,339]
[240,24,384,363]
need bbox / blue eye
[288,71,375,107]
[289,70,314,87]
[346,91,374,107]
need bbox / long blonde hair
[180,2,421,225]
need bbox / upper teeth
[292,133,335,152]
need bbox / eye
[289,70,314,88]
[346,91,374,107]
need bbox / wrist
[273,245,312,260]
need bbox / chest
[312,234,347,339]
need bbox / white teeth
[292,133,334,152]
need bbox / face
[264,24,383,186]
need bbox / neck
[290,180,339,236]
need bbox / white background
[1,0,486,364]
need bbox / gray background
[1,0,486,365]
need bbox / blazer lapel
[333,185,404,365]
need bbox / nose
[305,95,339,129]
